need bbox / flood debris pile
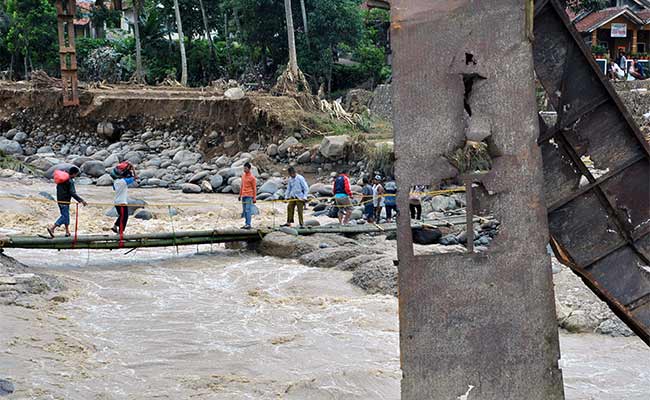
[0,252,63,308]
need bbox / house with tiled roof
[572,0,650,58]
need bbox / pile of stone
[0,125,370,198]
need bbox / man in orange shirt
[238,162,257,229]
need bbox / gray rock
[96,174,114,186]
[279,227,299,236]
[561,310,599,333]
[189,170,210,183]
[429,195,459,212]
[300,247,371,269]
[134,210,153,220]
[173,150,201,164]
[81,160,106,177]
[85,146,96,156]
[230,177,242,193]
[224,87,245,100]
[76,177,94,185]
[37,146,53,154]
[0,378,14,395]
[350,257,398,296]
[221,185,232,193]
[210,174,223,189]
[297,150,311,164]
[72,156,93,167]
[200,180,213,193]
[4,128,17,139]
[319,135,350,159]
[257,232,355,258]
[103,154,120,167]
[147,178,168,188]
[278,137,299,156]
[266,144,278,157]
[309,183,333,197]
[259,178,282,194]
[0,139,23,155]
[13,131,28,143]
[138,169,158,180]
[44,163,76,179]
[30,157,58,171]
[124,151,142,165]
[91,149,110,160]
[304,219,320,227]
[439,234,459,246]
[181,183,202,194]
[350,208,364,220]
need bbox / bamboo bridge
[0,216,473,251]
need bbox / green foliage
[569,0,607,13]
[3,0,58,77]
[591,44,607,54]
[0,0,390,91]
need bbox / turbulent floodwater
[1,247,649,399]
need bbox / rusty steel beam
[55,0,79,106]
[534,0,650,345]
[392,1,564,398]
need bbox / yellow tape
[0,188,465,209]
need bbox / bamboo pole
[1,217,483,250]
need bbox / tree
[568,0,607,13]
[4,0,58,78]
[172,0,188,85]
[284,0,298,76]
[198,0,217,62]
[133,0,145,82]
[299,0,308,47]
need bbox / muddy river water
[1,246,648,400]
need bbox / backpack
[111,161,132,179]
[334,175,347,195]
[53,169,70,184]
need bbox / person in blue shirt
[282,166,309,228]
[384,179,398,222]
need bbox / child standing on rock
[111,162,136,235]
[47,166,87,238]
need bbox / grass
[0,150,40,175]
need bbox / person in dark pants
[409,185,426,220]
[282,166,309,228]
[47,166,87,238]
[111,165,136,234]
[384,180,398,222]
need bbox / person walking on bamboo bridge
[239,162,257,230]
[282,166,309,228]
[111,162,136,235]
[333,169,353,225]
[46,166,87,238]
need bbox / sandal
[46,226,54,238]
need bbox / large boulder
[256,232,355,258]
[319,135,350,159]
[189,170,210,183]
[278,137,299,156]
[13,131,28,143]
[30,157,59,171]
[0,139,23,155]
[44,163,76,179]
[266,144,278,157]
[181,183,202,194]
[224,87,245,100]
[210,174,224,189]
[429,195,459,212]
[81,160,106,178]
[230,177,242,193]
[297,150,311,164]
[351,258,398,296]
[412,227,442,245]
[96,174,114,186]
[173,150,201,164]
[309,183,333,197]
[259,178,283,194]
[299,247,373,269]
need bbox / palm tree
[172,0,188,85]
[133,0,144,83]
[198,0,217,63]
[284,0,298,76]
[299,0,308,47]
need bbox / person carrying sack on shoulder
[47,166,87,238]
[332,169,354,225]
[282,166,309,228]
[239,162,257,230]
[111,162,136,235]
